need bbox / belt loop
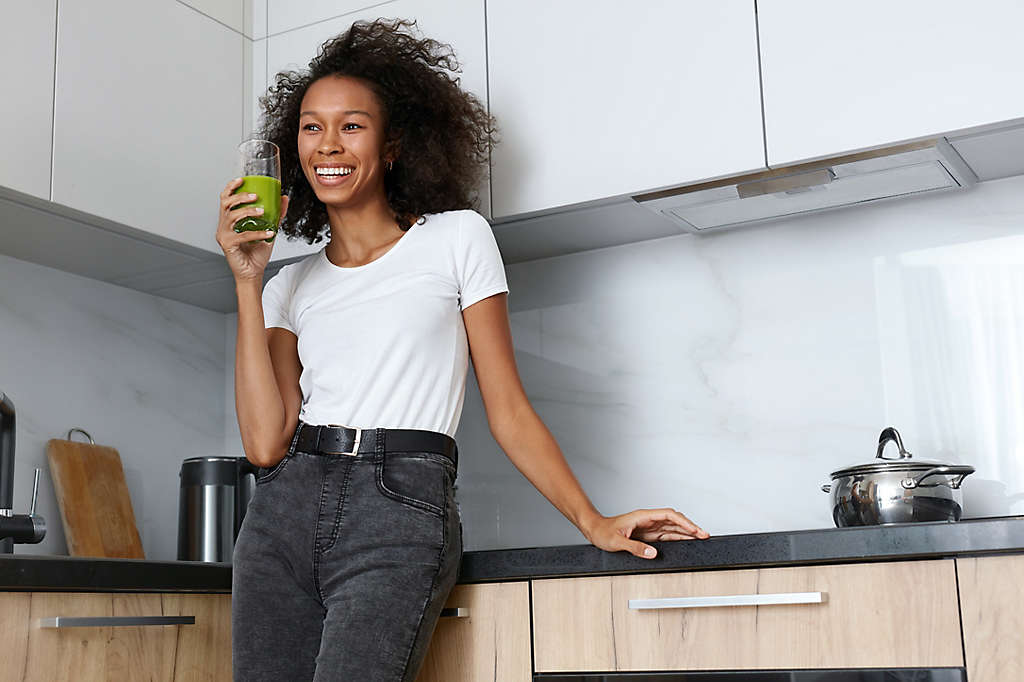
[314,424,323,454]
[375,427,385,459]
[288,423,302,455]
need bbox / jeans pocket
[256,453,292,485]
[375,452,454,518]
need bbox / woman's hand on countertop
[584,508,710,559]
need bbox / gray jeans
[232,424,463,681]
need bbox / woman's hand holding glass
[216,176,290,283]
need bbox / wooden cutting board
[45,437,145,559]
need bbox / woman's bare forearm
[234,279,287,466]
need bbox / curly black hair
[257,18,497,243]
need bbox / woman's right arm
[217,178,299,467]
[234,284,302,467]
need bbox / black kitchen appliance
[0,391,45,553]
[177,456,257,562]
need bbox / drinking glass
[233,139,282,243]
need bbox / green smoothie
[233,175,281,243]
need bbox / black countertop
[3,516,1022,592]
[0,554,232,593]
[457,514,1024,583]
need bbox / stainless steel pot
[822,427,975,527]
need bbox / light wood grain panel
[4,591,231,681]
[531,575,617,672]
[107,593,177,681]
[417,582,531,682]
[0,593,31,682]
[534,559,962,672]
[24,592,113,681]
[958,555,1024,682]
[610,568,762,671]
[750,560,962,669]
[162,593,232,681]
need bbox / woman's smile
[312,163,355,187]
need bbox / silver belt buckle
[325,423,362,456]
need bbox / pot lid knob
[876,426,912,460]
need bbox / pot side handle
[821,484,832,493]
[901,465,976,490]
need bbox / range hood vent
[633,139,976,233]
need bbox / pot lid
[829,426,956,478]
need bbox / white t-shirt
[261,209,509,437]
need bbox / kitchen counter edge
[2,516,1022,591]
[0,554,232,593]
[457,515,1024,583]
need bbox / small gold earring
[386,160,393,172]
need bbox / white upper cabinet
[1,1,57,200]
[265,0,486,117]
[245,36,268,139]
[260,0,488,262]
[52,0,243,255]
[758,0,1024,167]
[487,0,766,220]
[244,0,267,39]
[267,0,394,36]
[179,0,245,34]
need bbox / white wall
[454,174,1024,550]
[0,254,227,560]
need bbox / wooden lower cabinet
[0,582,528,682]
[0,592,32,682]
[532,559,964,672]
[417,581,532,682]
[0,591,231,682]
[7,555,1017,680]
[958,555,1024,682]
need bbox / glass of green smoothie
[233,139,281,243]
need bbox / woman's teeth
[316,167,352,176]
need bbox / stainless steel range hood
[633,139,977,233]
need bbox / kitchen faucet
[0,392,46,553]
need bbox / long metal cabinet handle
[439,607,469,618]
[628,591,828,610]
[38,616,196,628]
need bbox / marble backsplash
[454,174,1024,550]
[0,253,227,559]
[6,174,1022,559]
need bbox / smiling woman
[214,17,707,682]
[258,18,496,243]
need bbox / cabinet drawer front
[22,592,177,681]
[162,593,232,681]
[958,555,1024,682]
[0,592,229,681]
[532,559,962,672]
[416,582,531,682]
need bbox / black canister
[177,456,257,562]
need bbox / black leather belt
[293,422,458,466]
